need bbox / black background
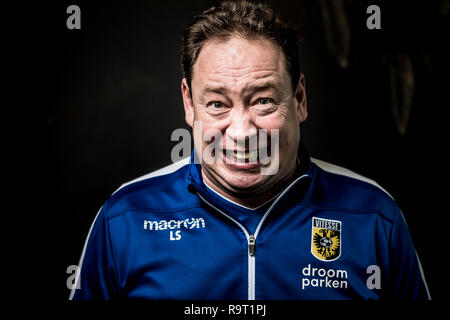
[11,0,449,302]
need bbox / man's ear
[181,78,194,127]
[294,73,308,124]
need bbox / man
[70,1,430,300]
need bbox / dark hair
[181,0,301,93]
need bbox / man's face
[182,35,307,197]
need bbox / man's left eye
[256,98,273,105]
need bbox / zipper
[248,234,256,256]
[248,234,256,300]
[196,174,309,300]
[197,194,256,299]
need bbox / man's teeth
[233,150,258,161]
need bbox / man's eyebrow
[245,80,282,93]
[245,81,281,91]
[202,86,227,94]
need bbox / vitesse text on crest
[311,217,342,261]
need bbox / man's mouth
[222,148,271,164]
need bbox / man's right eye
[205,101,229,115]
[210,101,224,109]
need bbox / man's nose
[225,109,258,146]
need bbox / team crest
[311,217,342,261]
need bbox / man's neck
[202,178,282,210]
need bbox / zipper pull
[248,234,256,256]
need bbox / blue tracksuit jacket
[69,143,430,300]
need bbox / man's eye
[210,101,224,109]
[256,98,273,105]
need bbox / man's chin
[215,168,271,194]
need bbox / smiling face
[182,35,307,205]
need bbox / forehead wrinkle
[193,36,289,97]
[197,37,284,71]
[202,70,281,97]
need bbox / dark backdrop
[22,0,448,300]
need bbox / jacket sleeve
[387,208,431,300]
[69,204,120,300]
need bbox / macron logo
[143,218,206,241]
[143,218,206,231]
